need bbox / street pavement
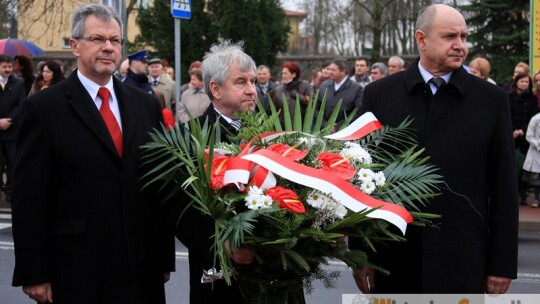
[1,194,539,304]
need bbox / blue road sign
[171,0,191,19]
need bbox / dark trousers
[0,140,17,199]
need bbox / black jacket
[350,58,518,293]
[0,75,26,140]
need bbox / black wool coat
[163,104,247,304]
[0,75,26,141]
[11,72,175,304]
[350,58,518,293]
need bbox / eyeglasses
[74,36,124,47]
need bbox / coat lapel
[66,73,121,159]
[113,76,137,152]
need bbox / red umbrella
[0,38,45,56]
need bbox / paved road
[1,216,540,304]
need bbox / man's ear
[415,30,426,51]
[70,38,80,58]
[209,81,220,100]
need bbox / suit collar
[66,72,137,159]
[405,57,466,97]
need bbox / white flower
[360,180,376,195]
[260,195,274,208]
[248,185,264,196]
[244,186,273,210]
[333,204,348,219]
[374,171,386,186]
[245,194,264,210]
[306,191,328,208]
[341,142,372,164]
[357,168,375,183]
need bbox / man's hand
[485,275,512,294]
[0,118,12,130]
[23,283,53,303]
[353,267,375,294]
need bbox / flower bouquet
[142,96,443,304]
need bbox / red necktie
[98,87,123,157]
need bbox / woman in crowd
[522,111,540,208]
[509,72,539,205]
[532,70,540,110]
[269,61,313,119]
[468,56,497,85]
[29,60,65,96]
[13,55,36,96]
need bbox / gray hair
[388,55,404,67]
[371,62,388,75]
[257,65,270,73]
[71,4,123,38]
[416,4,438,36]
[202,40,256,100]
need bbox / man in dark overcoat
[164,40,257,304]
[350,4,518,294]
[11,4,174,303]
[316,58,363,127]
[0,55,26,201]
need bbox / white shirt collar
[418,62,452,84]
[418,62,452,94]
[334,76,348,91]
[77,70,115,101]
[213,106,234,124]
[77,70,122,130]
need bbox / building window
[102,0,121,12]
[62,38,71,49]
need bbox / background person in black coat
[11,4,174,303]
[0,55,26,202]
[316,58,363,128]
[508,72,538,205]
[350,3,518,294]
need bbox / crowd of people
[2,2,528,304]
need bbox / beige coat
[149,75,176,110]
[178,88,211,123]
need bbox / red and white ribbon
[216,112,412,233]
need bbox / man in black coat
[255,65,277,114]
[316,58,363,128]
[11,4,174,303]
[0,55,26,201]
[167,40,257,304]
[350,4,518,294]
[122,50,156,98]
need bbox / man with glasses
[11,3,174,303]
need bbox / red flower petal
[266,186,306,214]
[208,156,229,190]
[267,144,308,161]
[317,152,356,180]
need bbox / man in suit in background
[148,57,176,113]
[316,58,363,128]
[11,4,174,303]
[0,55,26,202]
[255,64,277,114]
[350,3,518,294]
